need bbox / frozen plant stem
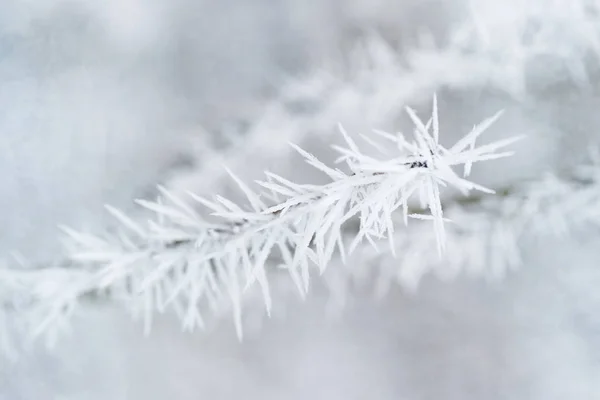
[12,95,522,343]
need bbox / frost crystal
[2,96,520,344]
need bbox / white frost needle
[2,95,521,346]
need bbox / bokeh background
[1,0,600,398]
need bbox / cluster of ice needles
[1,96,524,352]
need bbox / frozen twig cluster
[0,96,521,350]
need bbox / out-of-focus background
[1,0,600,398]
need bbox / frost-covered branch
[172,3,600,201]
[325,148,600,301]
[0,96,520,347]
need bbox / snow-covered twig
[0,96,519,346]
[324,148,600,301]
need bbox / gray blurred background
[1,0,600,398]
